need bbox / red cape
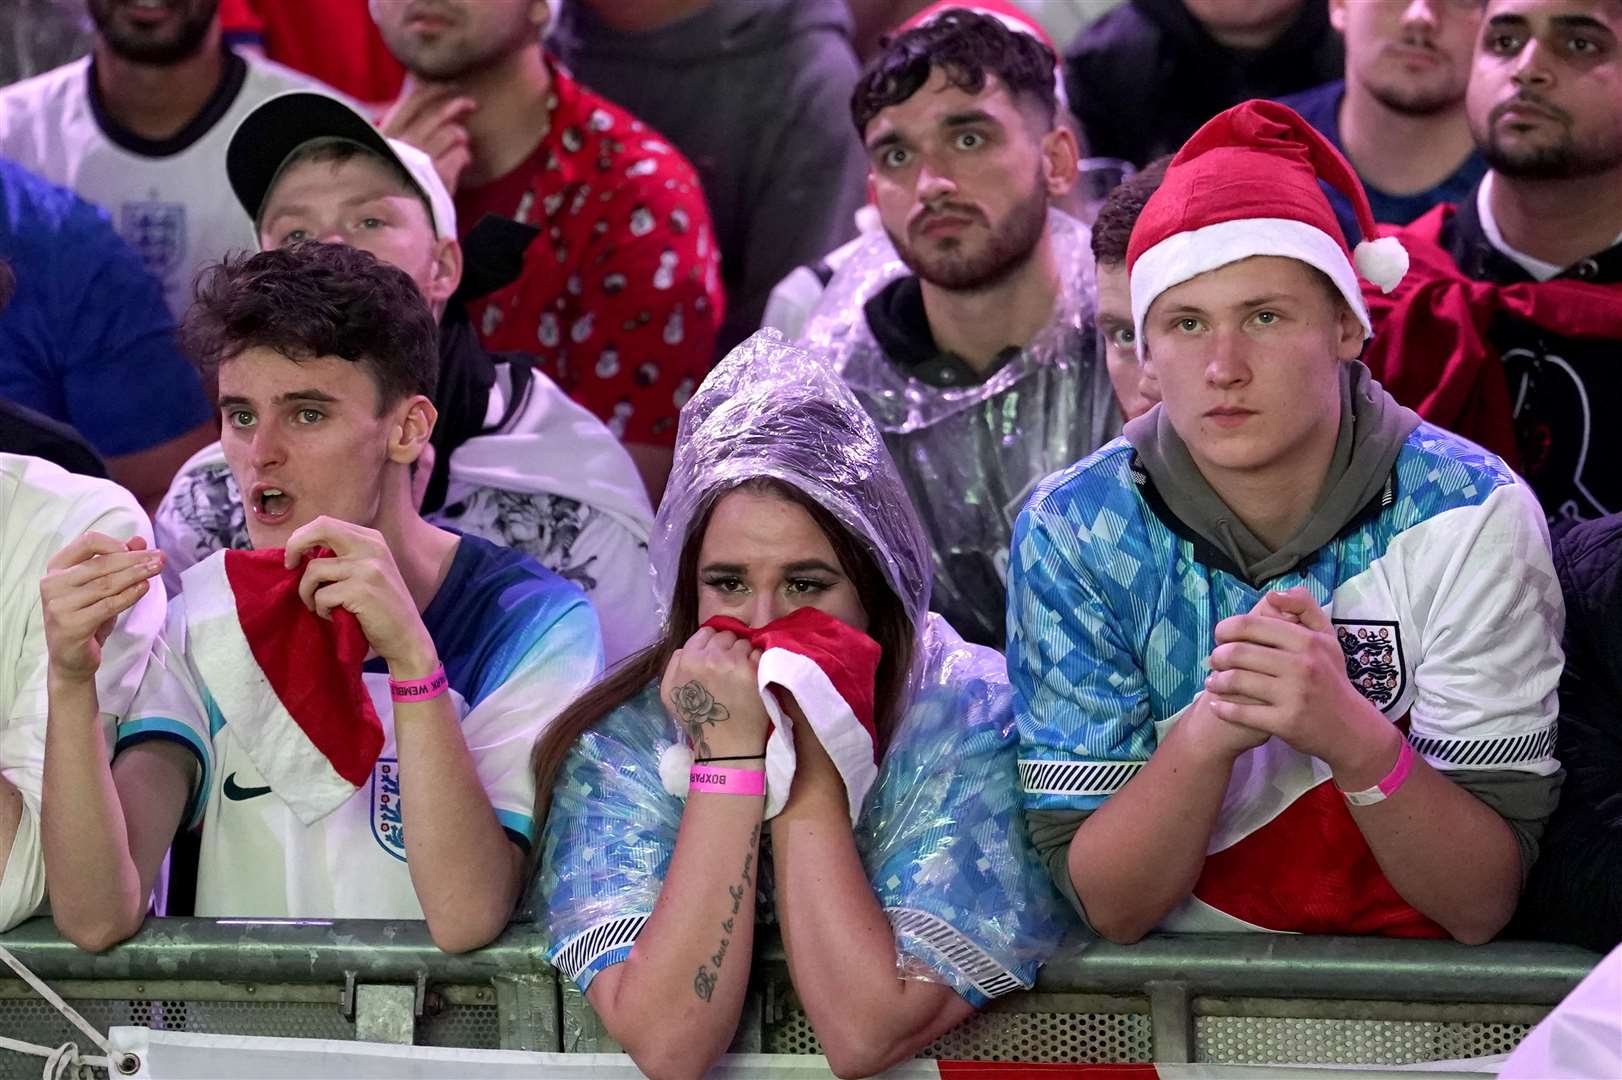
[1361,205,1622,469]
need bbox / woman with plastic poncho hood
[530,331,1068,1079]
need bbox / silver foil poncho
[538,332,1070,1003]
[798,209,1119,646]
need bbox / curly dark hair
[1090,155,1171,267]
[183,242,438,410]
[851,9,1057,137]
[0,258,14,314]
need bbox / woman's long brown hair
[529,477,916,844]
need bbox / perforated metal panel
[419,1002,501,1049]
[1195,1016,1533,1065]
[0,997,356,1080]
[0,992,508,1077]
[766,1007,1154,1062]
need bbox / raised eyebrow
[782,559,843,576]
[260,202,309,228]
[699,561,748,575]
[263,190,398,225]
[1160,303,1211,318]
[217,395,254,412]
[865,129,904,154]
[274,389,340,405]
[1549,14,1615,36]
[942,109,999,128]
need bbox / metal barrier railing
[0,918,1602,1076]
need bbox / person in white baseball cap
[154,90,661,667]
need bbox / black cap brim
[226,92,407,232]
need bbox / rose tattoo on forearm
[670,679,731,757]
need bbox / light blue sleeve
[535,684,684,992]
[858,622,1074,1007]
[1007,491,1155,813]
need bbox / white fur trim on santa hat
[657,649,880,826]
[1130,217,1374,359]
[758,648,880,826]
[659,742,694,797]
[1354,235,1410,294]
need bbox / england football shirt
[1009,425,1563,935]
[117,534,603,918]
[0,50,340,317]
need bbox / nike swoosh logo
[222,772,273,801]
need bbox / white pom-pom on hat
[1354,235,1409,294]
[659,743,694,797]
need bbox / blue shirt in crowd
[0,157,210,458]
[1277,80,1487,245]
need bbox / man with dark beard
[0,0,335,319]
[1361,0,1622,528]
[1280,0,1488,244]
[800,10,1117,647]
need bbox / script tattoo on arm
[693,822,761,1003]
[670,679,731,758]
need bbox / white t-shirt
[1476,172,1622,283]
[0,452,165,929]
[0,51,339,317]
[117,534,604,919]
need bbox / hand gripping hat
[1125,99,1409,355]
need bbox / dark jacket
[0,396,106,477]
[1064,0,1343,167]
[1516,514,1622,952]
[553,0,869,358]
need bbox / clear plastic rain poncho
[799,208,1120,647]
[537,331,1070,1005]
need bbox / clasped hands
[1194,587,1400,787]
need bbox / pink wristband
[389,666,448,703]
[1338,737,1415,806]
[688,765,766,797]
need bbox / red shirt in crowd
[218,0,405,105]
[459,61,724,449]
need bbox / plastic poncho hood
[649,330,933,651]
[796,208,1119,646]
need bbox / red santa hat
[1126,99,1409,355]
[659,607,882,825]
[181,548,384,825]
[899,1,1069,113]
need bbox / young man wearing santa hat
[1010,100,1564,945]
[40,243,603,952]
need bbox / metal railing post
[1147,980,1193,1063]
[494,972,560,1052]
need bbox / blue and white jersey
[1008,425,1563,935]
[538,616,1070,1006]
[119,534,603,919]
